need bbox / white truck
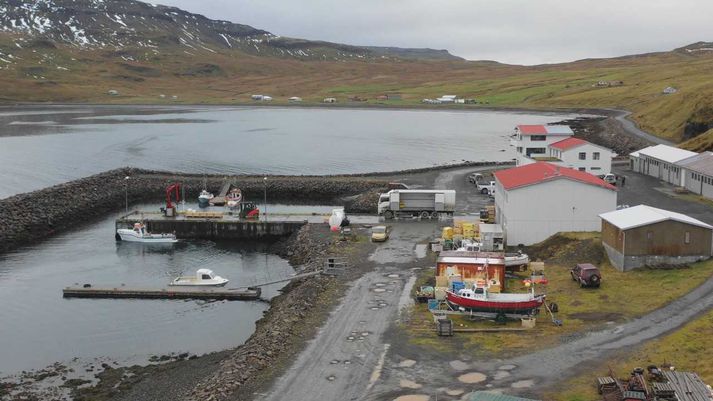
[377,189,456,219]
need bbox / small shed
[663,86,678,94]
[677,151,713,199]
[599,205,713,271]
[436,251,506,291]
[479,223,504,251]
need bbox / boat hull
[117,230,178,243]
[169,280,229,287]
[446,291,544,315]
[198,197,211,208]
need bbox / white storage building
[493,162,618,246]
[546,137,615,174]
[677,151,713,199]
[511,125,574,166]
[629,144,696,186]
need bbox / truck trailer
[377,189,456,219]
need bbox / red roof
[494,162,617,191]
[549,137,587,151]
[516,125,548,134]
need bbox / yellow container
[462,222,475,232]
[442,227,454,241]
[453,227,463,235]
[454,220,464,229]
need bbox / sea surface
[0,105,580,198]
[0,203,336,375]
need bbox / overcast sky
[158,0,713,65]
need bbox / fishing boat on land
[116,223,177,243]
[170,269,229,286]
[504,251,530,270]
[226,188,242,209]
[198,189,214,208]
[446,285,544,315]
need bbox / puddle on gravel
[493,371,511,380]
[458,372,487,384]
[394,395,429,401]
[511,379,535,388]
[415,244,427,258]
[399,379,422,389]
[498,364,517,371]
[445,389,464,396]
[398,359,417,368]
[449,360,470,371]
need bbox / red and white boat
[226,188,242,209]
[446,286,544,315]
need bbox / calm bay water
[0,105,579,198]
[0,105,578,375]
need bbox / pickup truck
[477,180,496,194]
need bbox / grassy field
[401,233,713,357]
[546,307,713,401]
[2,32,713,143]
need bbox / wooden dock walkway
[63,285,261,300]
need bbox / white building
[493,162,618,246]
[629,144,697,186]
[519,137,615,175]
[436,95,458,103]
[511,125,574,166]
[677,151,713,199]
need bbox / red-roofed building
[494,162,618,245]
[512,124,615,174]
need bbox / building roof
[677,151,713,177]
[494,162,616,191]
[636,144,697,164]
[516,125,573,136]
[470,391,540,401]
[549,137,588,150]
[599,204,713,230]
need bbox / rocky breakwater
[184,224,337,401]
[0,168,389,254]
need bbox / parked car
[602,173,617,185]
[371,225,389,242]
[570,263,602,288]
[468,173,483,184]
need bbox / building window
[530,135,546,141]
[685,231,691,244]
[591,167,601,170]
[525,147,546,156]
[579,152,586,160]
[593,152,600,160]
[578,167,586,171]
[516,147,523,154]
[647,231,653,240]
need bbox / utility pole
[124,176,130,213]
[263,176,268,222]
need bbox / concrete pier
[117,211,308,240]
[63,285,261,300]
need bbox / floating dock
[63,285,261,300]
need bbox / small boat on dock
[504,251,530,270]
[116,222,177,243]
[226,188,242,209]
[446,285,544,315]
[198,189,214,208]
[170,269,229,287]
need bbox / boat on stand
[446,278,544,315]
[226,188,242,209]
[116,222,177,243]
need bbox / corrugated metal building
[600,205,713,271]
[494,162,618,246]
[629,145,697,186]
[677,151,713,199]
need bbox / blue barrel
[451,282,465,291]
[427,299,439,310]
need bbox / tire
[383,210,394,220]
[579,280,585,288]
[430,211,439,219]
[420,211,430,219]
[481,188,489,194]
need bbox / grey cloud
[157,0,713,64]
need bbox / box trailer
[377,189,456,219]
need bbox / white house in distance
[511,125,574,166]
[493,162,618,246]
[518,137,615,175]
[629,144,697,186]
[677,151,713,199]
